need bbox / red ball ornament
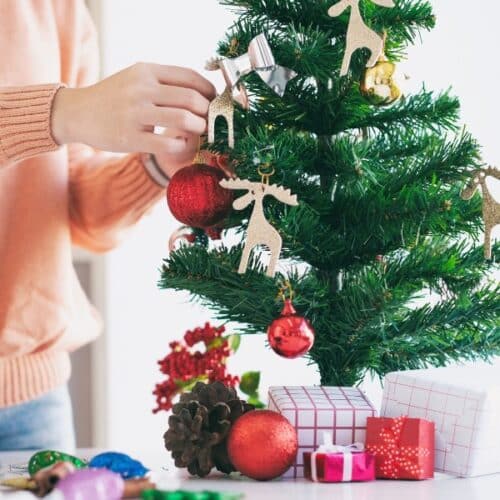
[166,163,234,229]
[227,410,298,481]
[267,299,315,359]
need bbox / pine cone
[163,381,254,477]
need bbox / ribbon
[310,432,365,482]
[366,416,430,479]
[219,33,297,97]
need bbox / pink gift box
[304,448,375,483]
[268,386,377,478]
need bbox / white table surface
[2,449,500,500]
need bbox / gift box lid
[268,386,376,411]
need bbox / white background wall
[85,1,499,454]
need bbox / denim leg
[0,385,76,452]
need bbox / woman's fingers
[142,107,207,135]
[152,64,216,101]
[154,86,210,117]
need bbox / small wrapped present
[304,433,375,482]
[366,416,434,480]
[381,366,500,477]
[268,386,377,478]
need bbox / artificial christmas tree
[160,0,500,387]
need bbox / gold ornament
[328,0,395,76]
[360,55,402,105]
[220,165,299,277]
[207,87,236,149]
[461,166,500,260]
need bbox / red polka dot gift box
[366,415,435,480]
[268,386,377,478]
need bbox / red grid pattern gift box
[268,386,377,478]
[366,416,434,480]
[381,366,500,477]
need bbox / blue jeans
[0,385,75,451]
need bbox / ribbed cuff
[0,350,71,408]
[0,83,63,163]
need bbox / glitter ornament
[227,410,298,480]
[166,164,233,230]
[141,490,243,500]
[461,166,500,260]
[360,56,402,106]
[89,452,149,479]
[28,450,86,476]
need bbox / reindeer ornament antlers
[328,0,395,76]
[220,166,299,278]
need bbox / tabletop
[2,449,500,500]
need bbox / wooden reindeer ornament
[461,166,500,260]
[220,167,299,277]
[328,0,395,76]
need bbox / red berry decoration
[227,410,298,481]
[166,163,234,229]
[268,296,315,359]
[153,323,239,413]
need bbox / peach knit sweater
[0,0,164,407]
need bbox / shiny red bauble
[267,299,315,359]
[166,163,234,229]
[227,410,298,481]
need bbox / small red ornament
[267,298,315,359]
[166,163,233,229]
[227,410,298,481]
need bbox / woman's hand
[51,63,215,159]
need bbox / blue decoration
[89,452,149,479]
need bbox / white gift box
[381,366,500,477]
[268,386,377,478]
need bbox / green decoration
[239,371,265,408]
[239,371,260,395]
[159,1,500,386]
[28,450,86,476]
[141,490,243,500]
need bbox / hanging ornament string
[258,163,276,185]
[192,136,204,165]
[277,280,295,303]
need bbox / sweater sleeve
[0,84,62,164]
[68,145,164,252]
